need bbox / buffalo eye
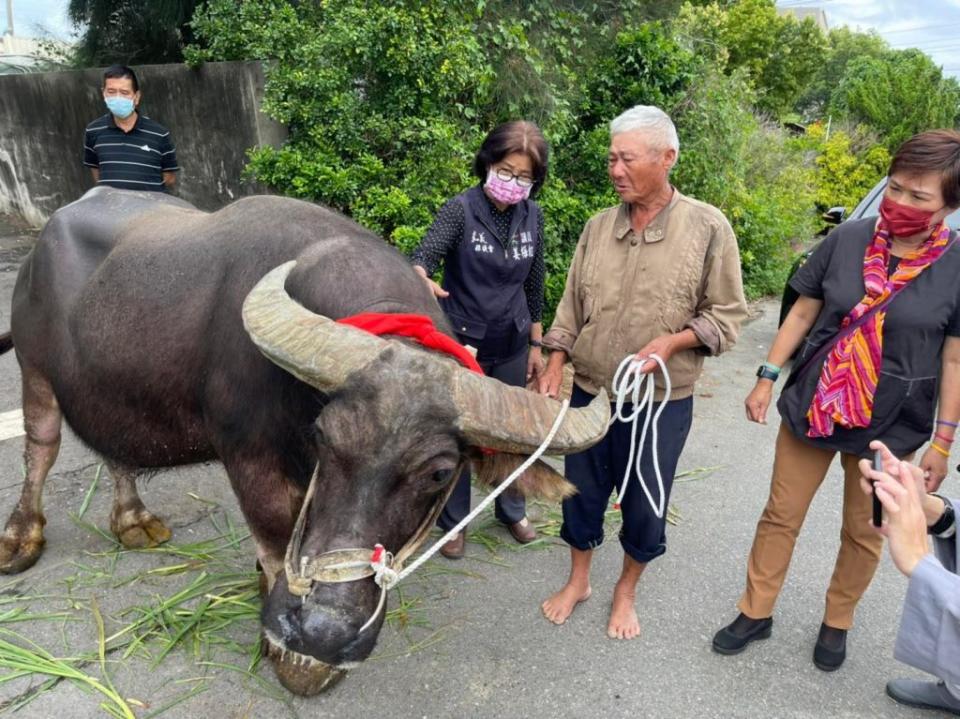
[431,468,456,485]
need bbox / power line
[891,42,960,52]
[777,0,844,6]
[868,21,960,36]
[890,44,960,55]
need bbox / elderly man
[83,65,179,192]
[859,442,960,715]
[538,105,747,639]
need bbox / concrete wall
[0,61,286,226]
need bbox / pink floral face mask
[484,169,532,205]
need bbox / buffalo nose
[262,583,381,665]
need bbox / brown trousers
[738,423,886,630]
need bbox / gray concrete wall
[0,61,286,226]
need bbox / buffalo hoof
[265,633,347,696]
[110,508,172,549]
[0,511,46,574]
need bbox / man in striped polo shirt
[83,65,179,192]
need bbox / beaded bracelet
[930,442,951,458]
[936,419,959,428]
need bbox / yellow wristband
[930,441,951,458]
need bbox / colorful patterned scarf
[806,220,952,438]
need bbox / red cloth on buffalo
[335,312,483,375]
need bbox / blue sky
[5,0,72,40]
[776,0,960,77]
[6,1,960,78]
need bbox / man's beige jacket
[543,190,749,401]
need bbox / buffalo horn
[242,262,386,391]
[452,371,609,455]
[242,262,610,455]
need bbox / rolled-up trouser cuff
[559,385,693,562]
[559,524,604,552]
[619,530,667,563]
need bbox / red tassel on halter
[371,544,385,564]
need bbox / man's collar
[615,187,682,243]
[110,111,141,134]
[614,203,632,240]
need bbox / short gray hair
[610,105,680,156]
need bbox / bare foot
[607,583,640,639]
[541,582,592,625]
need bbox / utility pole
[4,0,13,36]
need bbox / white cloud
[6,0,73,40]
[779,0,960,78]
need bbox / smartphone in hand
[871,449,883,528]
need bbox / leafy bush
[186,0,916,316]
[803,123,891,213]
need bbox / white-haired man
[538,105,748,638]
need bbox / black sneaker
[813,623,846,671]
[712,613,773,655]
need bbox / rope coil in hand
[609,354,672,518]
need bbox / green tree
[189,0,496,246]
[184,0,888,306]
[677,0,827,117]
[67,0,199,66]
[755,15,826,117]
[796,27,889,118]
[831,50,960,150]
[802,122,890,212]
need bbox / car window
[854,177,960,230]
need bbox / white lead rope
[390,398,571,585]
[352,398,572,634]
[610,354,672,519]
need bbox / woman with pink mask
[410,121,549,558]
[714,130,960,672]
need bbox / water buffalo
[0,188,609,694]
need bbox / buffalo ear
[471,452,576,502]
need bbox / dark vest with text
[439,185,540,361]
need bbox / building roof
[0,33,68,73]
[778,6,829,32]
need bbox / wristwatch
[928,494,956,536]
[756,364,780,382]
[529,339,543,348]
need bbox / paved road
[0,214,949,718]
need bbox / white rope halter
[283,399,572,634]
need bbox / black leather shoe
[886,679,960,716]
[813,623,847,671]
[712,613,773,655]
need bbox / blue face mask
[105,96,135,119]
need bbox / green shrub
[187,0,895,317]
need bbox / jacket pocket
[513,314,531,336]
[870,372,910,426]
[796,338,819,364]
[895,375,937,434]
[570,321,598,379]
[580,287,595,325]
[446,310,487,341]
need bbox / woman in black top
[713,130,960,671]
[410,121,548,559]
